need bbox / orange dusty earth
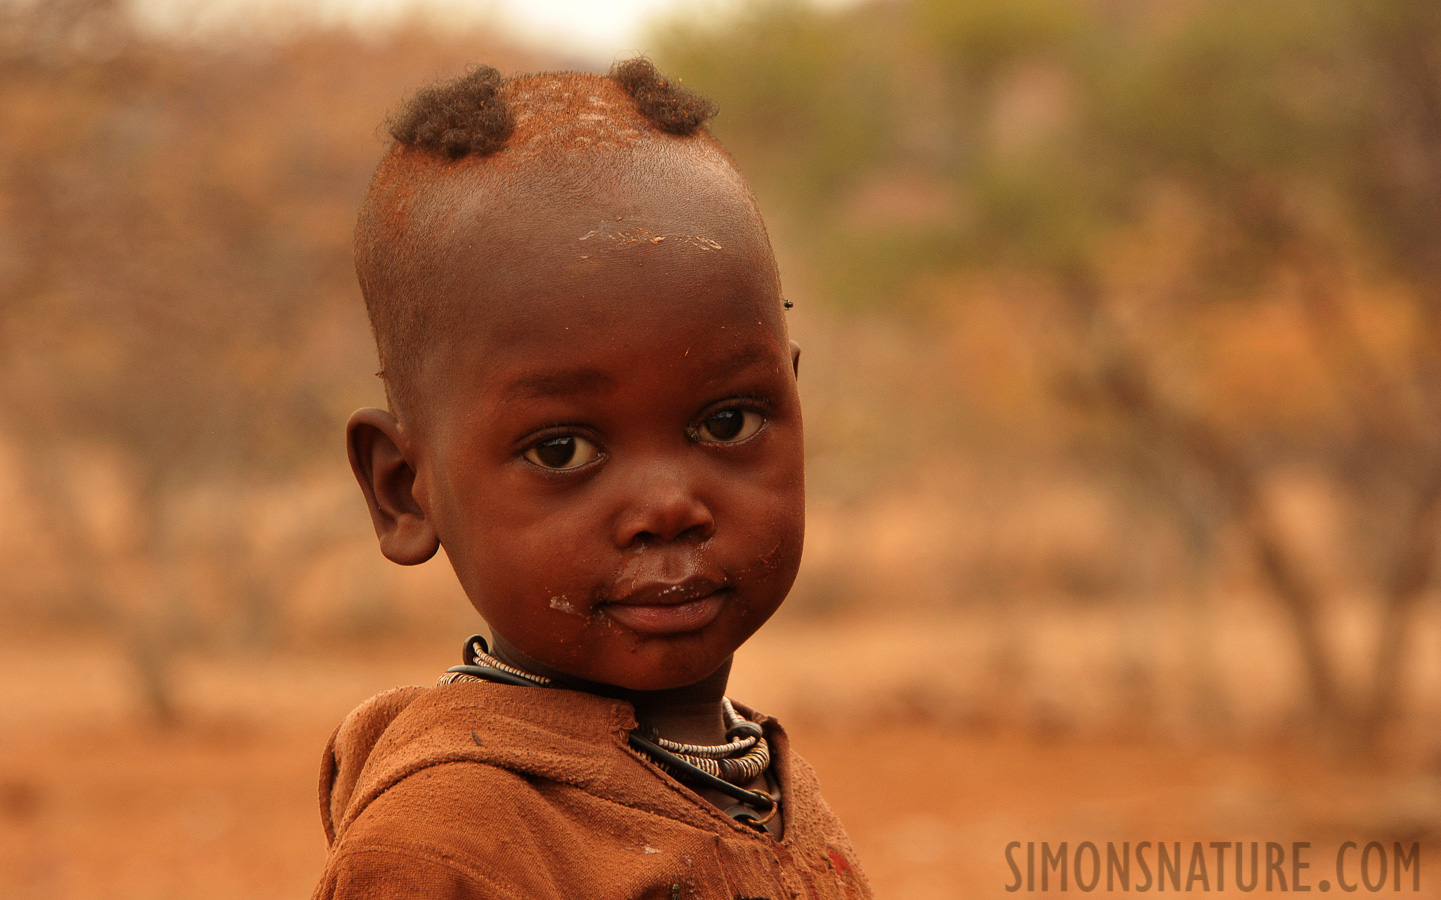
[1,617,1437,900]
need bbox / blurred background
[2,0,1440,896]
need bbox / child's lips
[602,577,727,635]
[602,591,725,634]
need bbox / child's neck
[626,660,733,746]
[487,633,732,745]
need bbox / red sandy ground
[1,619,1437,899]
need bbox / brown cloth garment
[312,680,874,900]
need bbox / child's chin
[585,656,728,694]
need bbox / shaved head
[353,62,779,418]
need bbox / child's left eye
[693,408,764,444]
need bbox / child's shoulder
[319,681,635,839]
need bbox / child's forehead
[437,225,784,349]
[413,140,772,285]
[413,181,786,407]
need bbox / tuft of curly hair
[388,65,512,159]
[384,59,715,161]
[607,57,717,135]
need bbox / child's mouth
[602,577,727,635]
[603,592,725,634]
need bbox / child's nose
[611,464,716,547]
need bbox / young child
[312,59,873,900]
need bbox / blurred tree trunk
[1057,268,1350,732]
[15,446,183,724]
[1290,247,1441,740]
[1365,472,1441,735]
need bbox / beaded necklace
[437,635,780,832]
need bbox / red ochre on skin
[346,139,805,700]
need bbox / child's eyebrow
[698,343,780,382]
[502,368,617,401]
[715,344,773,370]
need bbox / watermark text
[1004,841,1421,892]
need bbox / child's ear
[346,408,440,566]
[790,340,802,379]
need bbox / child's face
[399,157,804,691]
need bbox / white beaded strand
[439,638,772,788]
